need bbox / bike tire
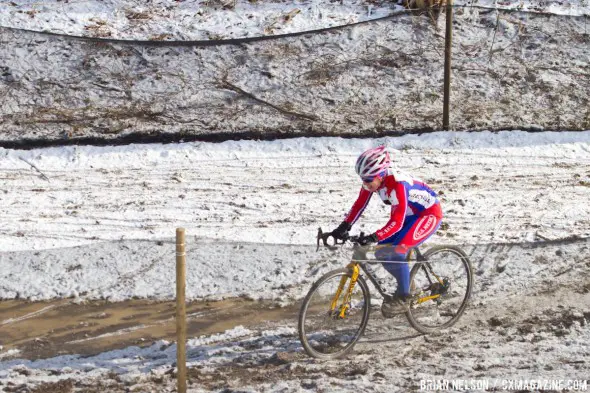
[298,268,371,359]
[406,245,473,334]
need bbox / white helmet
[355,145,390,179]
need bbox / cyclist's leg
[375,217,417,296]
[376,212,442,296]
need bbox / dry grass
[84,18,112,38]
[403,0,448,24]
[125,11,152,21]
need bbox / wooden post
[176,228,187,393]
[443,0,453,130]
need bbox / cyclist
[331,145,443,317]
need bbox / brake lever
[316,227,346,251]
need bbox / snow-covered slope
[1,131,589,302]
[2,2,590,143]
[1,0,588,40]
[1,1,589,391]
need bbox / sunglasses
[362,170,386,184]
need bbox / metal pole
[443,0,453,130]
[176,228,187,393]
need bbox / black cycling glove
[358,233,378,246]
[331,221,352,240]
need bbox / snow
[1,0,589,391]
[0,0,588,41]
[2,1,590,142]
[1,295,589,391]
[0,349,20,361]
[0,131,589,304]
[1,131,587,390]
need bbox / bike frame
[331,245,447,312]
[301,233,473,358]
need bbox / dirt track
[2,272,588,393]
[0,298,299,360]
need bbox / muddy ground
[2,274,588,393]
[0,298,299,360]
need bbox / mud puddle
[0,298,299,360]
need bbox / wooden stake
[443,0,453,130]
[176,228,187,393]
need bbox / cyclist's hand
[331,221,351,240]
[358,233,378,246]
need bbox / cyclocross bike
[298,228,474,359]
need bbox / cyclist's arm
[344,187,372,226]
[375,182,407,241]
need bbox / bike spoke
[299,269,370,358]
[407,246,473,333]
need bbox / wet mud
[0,297,299,360]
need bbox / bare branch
[19,157,50,182]
[220,79,319,122]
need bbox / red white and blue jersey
[344,168,442,242]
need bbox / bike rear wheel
[406,245,473,334]
[298,268,371,359]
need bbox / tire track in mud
[1,237,587,361]
[159,264,590,391]
[0,239,588,392]
[24,273,587,393]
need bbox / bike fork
[330,263,360,318]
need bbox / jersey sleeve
[375,182,407,241]
[344,187,372,226]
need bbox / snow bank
[1,131,589,301]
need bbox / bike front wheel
[406,245,473,334]
[298,268,371,359]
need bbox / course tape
[0,5,587,46]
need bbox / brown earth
[0,297,299,360]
